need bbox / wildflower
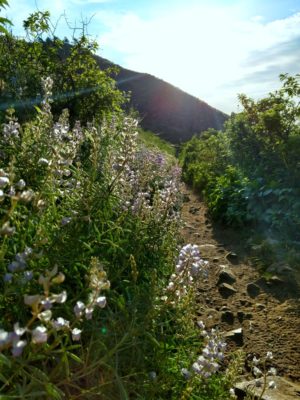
[38,158,50,166]
[95,296,107,308]
[38,310,52,322]
[51,290,67,304]
[266,351,273,360]
[11,340,27,357]
[61,217,72,226]
[268,367,277,376]
[20,189,34,202]
[0,176,9,188]
[0,329,10,347]
[85,307,94,320]
[2,120,20,140]
[16,179,26,190]
[252,356,260,365]
[31,326,47,344]
[71,328,82,341]
[181,368,191,380]
[253,366,262,377]
[23,270,33,282]
[148,371,157,380]
[4,273,13,282]
[52,317,70,330]
[0,222,16,236]
[74,301,85,318]
[268,380,277,389]
[0,189,4,201]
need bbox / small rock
[247,282,260,298]
[240,299,252,307]
[199,244,217,250]
[217,269,236,286]
[237,311,244,322]
[225,328,243,346]
[226,252,239,264]
[221,311,234,324]
[220,306,230,311]
[218,283,237,298]
[269,275,284,284]
[255,303,266,311]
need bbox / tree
[0,10,125,123]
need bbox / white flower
[0,329,10,347]
[0,176,9,187]
[74,301,85,318]
[51,290,67,304]
[85,307,94,320]
[20,190,34,202]
[268,367,277,376]
[38,158,50,166]
[72,328,82,341]
[12,340,27,357]
[252,356,260,365]
[253,366,262,377]
[16,179,26,190]
[38,310,52,322]
[52,317,70,330]
[268,380,277,389]
[95,296,106,308]
[32,326,47,344]
[266,351,273,360]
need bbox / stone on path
[224,328,243,346]
[218,283,237,298]
[247,282,260,298]
[217,269,236,286]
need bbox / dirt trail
[180,184,300,383]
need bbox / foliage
[0,0,12,35]
[180,73,300,271]
[0,76,237,398]
[0,10,125,124]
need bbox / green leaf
[46,383,64,399]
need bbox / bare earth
[180,184,300,383]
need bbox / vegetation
[0,10,125,124]
[0,7,241,400]
[180,74,300,273]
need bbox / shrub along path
[180,184,300,385]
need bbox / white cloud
[97,7,300,113]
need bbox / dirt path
[180,184,300,383]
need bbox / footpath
[180,184,300,399]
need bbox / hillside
[95,56,228,143]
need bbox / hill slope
[95,56,228,143]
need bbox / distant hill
[95,55,228,144]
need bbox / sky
[4,0,300,113]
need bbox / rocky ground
[180,184,300,398]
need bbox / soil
[180,184,300,383]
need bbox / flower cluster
[165,244,208,300]
[189,320,226,379]
[4,247,33,284]
[0,260,110,357]
[74,258,110,321]
[250,351,277,390]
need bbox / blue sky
[4,0,300,113]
